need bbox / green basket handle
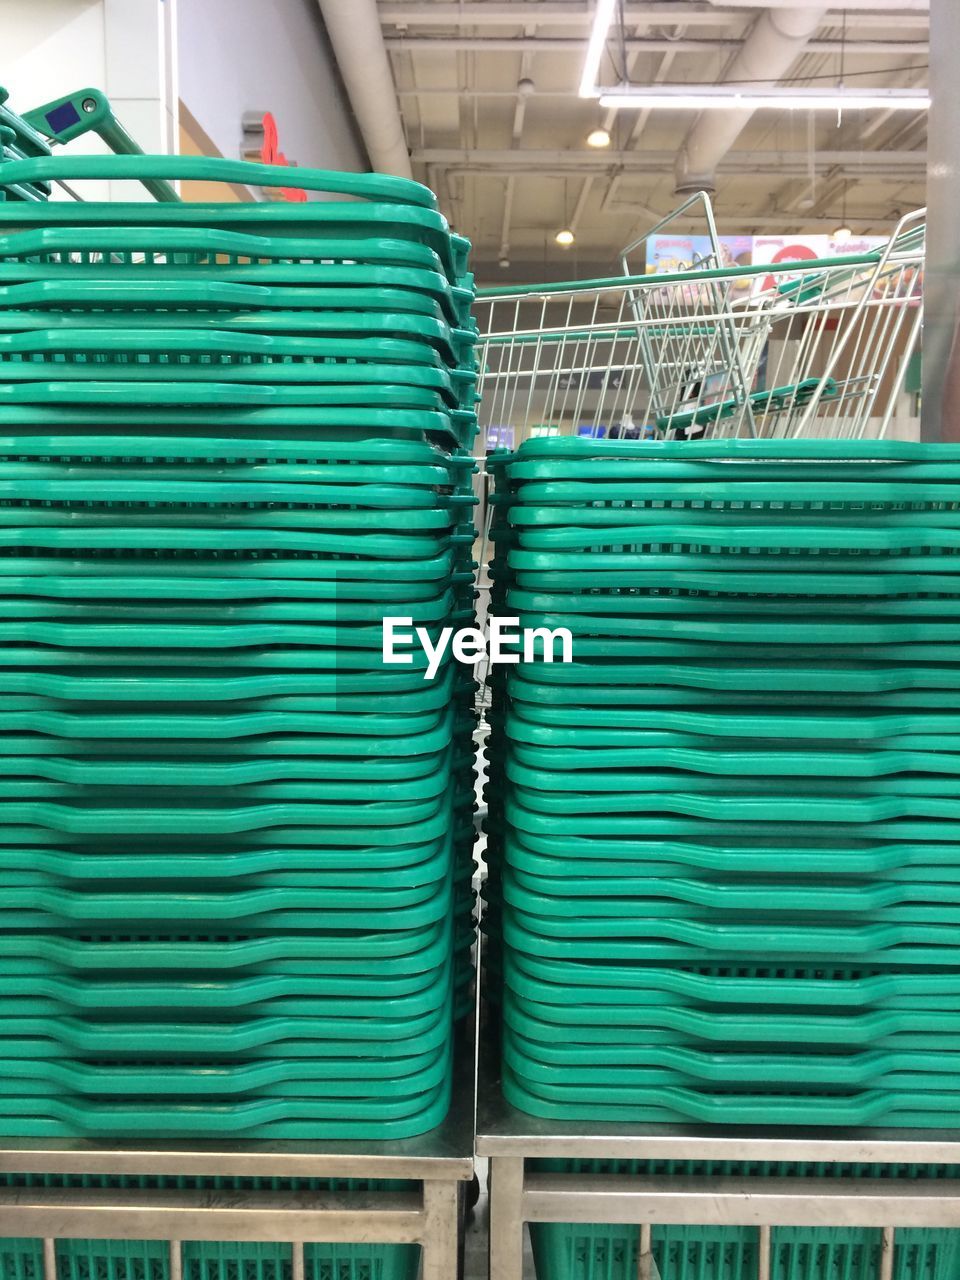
[0,151,437,209]
[20,88,178,201]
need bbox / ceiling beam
[468,217,907,256]
[882,108,930,149]
[379,3,927,29]
[622,33,681,154]
[805,175,850,218]
[588,34,656,228]
[543,208,906,230]
[498,28,537,261]
[568,177,595,233]
[397,88,572,97]
[436,162,925,183]
[396,83,931,97]
[383,35,928,54]
[499,176,515,260]
[412,146,926,176]
[862,69,929,137]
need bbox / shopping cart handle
[21,87,180,202]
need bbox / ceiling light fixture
[555,229,576,247]
[586,127,611,148]
[598,86,931,112]
[579,0,617,98]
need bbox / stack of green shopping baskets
[486,435,960,1128]
[0,150,478,1139]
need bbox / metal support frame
[0,1049,475,1280]
[478,1056,960,1280]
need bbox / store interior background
[3,0,929,280]
[0,3,953,1271]
[9,0,932,444]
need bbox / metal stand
[477,1053,960,1280]
[0,1046,475,1280]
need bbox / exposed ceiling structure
[375,1,929,279]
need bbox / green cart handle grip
[0,152,438,208]
[3,122,437,209]
[19,87,179,202]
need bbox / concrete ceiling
[379,1,929,280]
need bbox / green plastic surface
[489,437,960,1128]
[0,139,481,1139]
[530,1202,958,1280]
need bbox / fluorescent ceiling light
[579,0,616,99]
[598,86,931,111]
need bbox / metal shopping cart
[475,204,925,446]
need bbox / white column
[922,0,960,441]
[4,0,178,200]
[103,0,179,196]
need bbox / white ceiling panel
[381,1,929,277]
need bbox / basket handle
[19,88,179,202]
[7,86,439,210]
[1,151,437,209]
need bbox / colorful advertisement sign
[646,232,888,294]
[751,234,886,267]
[750,234,886,293]
[645,234,754,299]
[646,235,754,275]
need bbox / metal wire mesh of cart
[474,207,925,445]
[742,208,925,441]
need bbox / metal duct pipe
[674,5,827,194]
[315,0,413,179]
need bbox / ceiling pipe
[380,3,926,23]
[315,0,413,178]
[602,206,899,230]
[674,5,828,195]
[414,146,924,176]
[862,70,929,138]
[498,40,535,263]
[382,35,925,53]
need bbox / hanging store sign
[746,234,886,294]
[645,234,753,276]
[241,110,307,202]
